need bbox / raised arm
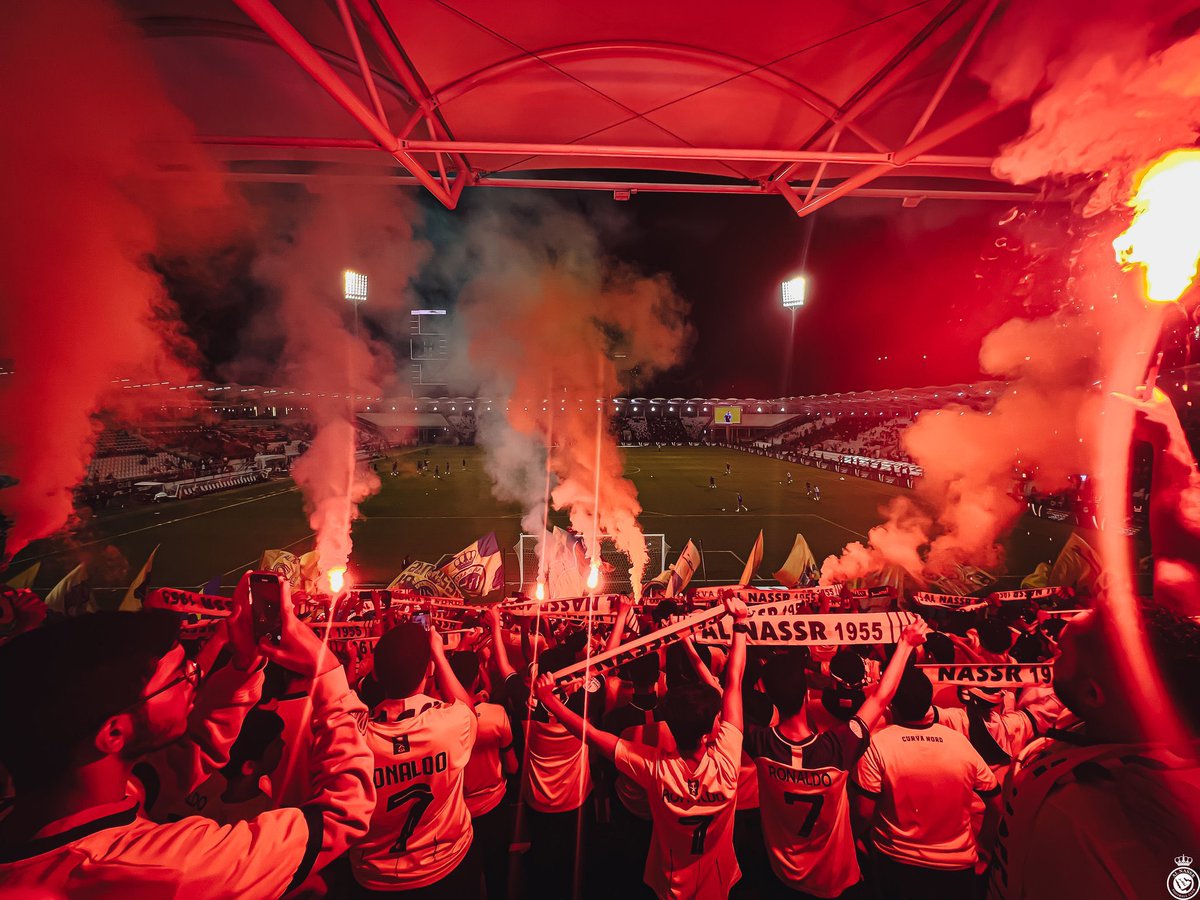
[682,635,723,694]
[604,596,637,706]
[429,624,475,708]
[141,574,265,808]
[854,619,929,730]
[721,595,749,731]
[486,605,517,681]
[533,673,620,761]
[606,596,636,652]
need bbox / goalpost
[516,533,669,595]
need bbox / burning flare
[534,579,546,601]
[1113,149,1200,302]
[327,566,346,594]
[586,561,600,591]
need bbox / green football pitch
[9,445,1097,598]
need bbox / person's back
[604,655,668,820]
[461,700,510,817]
[754,628,927,899]
[989,724,1200,900]
[858,720,993,865]
[855,667,997,894]
[518,645,598,814]
[533,594,753,900]
[751,652,870,898]
[616,682,742,898]
[350,623,478,893]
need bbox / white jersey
[855,721,998,870]
[351,694,477,890]
[747,718,869,897]
[615,722,743,899]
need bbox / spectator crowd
[0,393,1197,899]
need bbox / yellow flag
[4,562,40,590]
[1048,532,1103,591]
[1020,561,1051,589]
[739,531,764,587]
[642,568,672,595]
[120,546,160,611]
[298,551,321,593]
[259,549,302,590]
[772,534,817,587]
[45,563,90,615]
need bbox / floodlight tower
[780,274,807,397]
[781,275,807,311]
[781,274,807,334]
[344,269,368,338]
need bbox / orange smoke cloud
[823,1,1195,586]
[242,187,428,585]
[0,0,235,557]
[448,196,691,595]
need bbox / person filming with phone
[0,570,375,898]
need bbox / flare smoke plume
[241,187,429,585]
[822,0,1199,585]
[446,196,691,595]
[0,0,234,557]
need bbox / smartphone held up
[248,571,284,644]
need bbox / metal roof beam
[229,0,458,207]
[904,0,1002,144]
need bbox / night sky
[165,184,1052,401]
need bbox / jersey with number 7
[614,721,743,899]
[747,716,870,897]
[351,695,477,890]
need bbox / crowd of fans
[0,395,1198,898]
[76,420,389,508]
[1,568,1197,899]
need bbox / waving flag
[387,560,463,597]
[119,546,160,611]
[642,568,673,596]
[1048,532,1103,593]
[4,562,40,591]
[739,530,764,587]
[259,549,302,590]
[547,528,587,600]
[666,540,702,598]
[441,532,505,597]
[773,533,818,587]
[45,563,93,616]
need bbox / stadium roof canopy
[129,0,1052,214]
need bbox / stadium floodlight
[781,275,807,309]
[344,269,368,305]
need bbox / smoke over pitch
[237,187,429,587]
[445,196,691,593]
[0,0,234,557]
[823,1,1199,585]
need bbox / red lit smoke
[449,197,691,595]
[823,1,1197,586]
[240,187,428,583]
[0,0,233,557]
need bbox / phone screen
[249,572,284,644]
[412,612,431,631]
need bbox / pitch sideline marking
[16,486,301,563]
